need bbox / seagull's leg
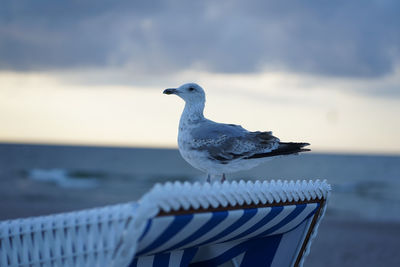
[221,173,226,182]
[206,174,211,183]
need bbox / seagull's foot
[206,173,227,183]
[221,173,226,183]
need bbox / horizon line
[1,140,399,157]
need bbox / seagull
[163,83,310,182]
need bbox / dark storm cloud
[0,0,399,77]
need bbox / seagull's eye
[188,87,195,92]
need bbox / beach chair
[0,179,330,267]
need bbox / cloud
[0,0,399,78]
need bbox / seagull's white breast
[178,121,209,172]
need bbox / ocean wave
[27,168,100,189]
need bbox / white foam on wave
[28,168,99,189]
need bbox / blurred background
[1,1,400,266]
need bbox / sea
[0,143,399,222]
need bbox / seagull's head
[163,83,205,105]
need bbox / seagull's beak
[163,88,178,95]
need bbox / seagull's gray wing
[190,120,280,163]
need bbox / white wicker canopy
[0,179,330,267]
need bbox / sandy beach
[307,219,400,266]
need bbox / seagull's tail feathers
[245,142,310,159]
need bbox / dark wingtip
[295,143,311,153]
[245,142,311,159]
[299,142,310,148]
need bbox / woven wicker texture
[0,203,135,267]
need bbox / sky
[1,1,400,154]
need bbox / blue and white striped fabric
[129,203,320,267]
